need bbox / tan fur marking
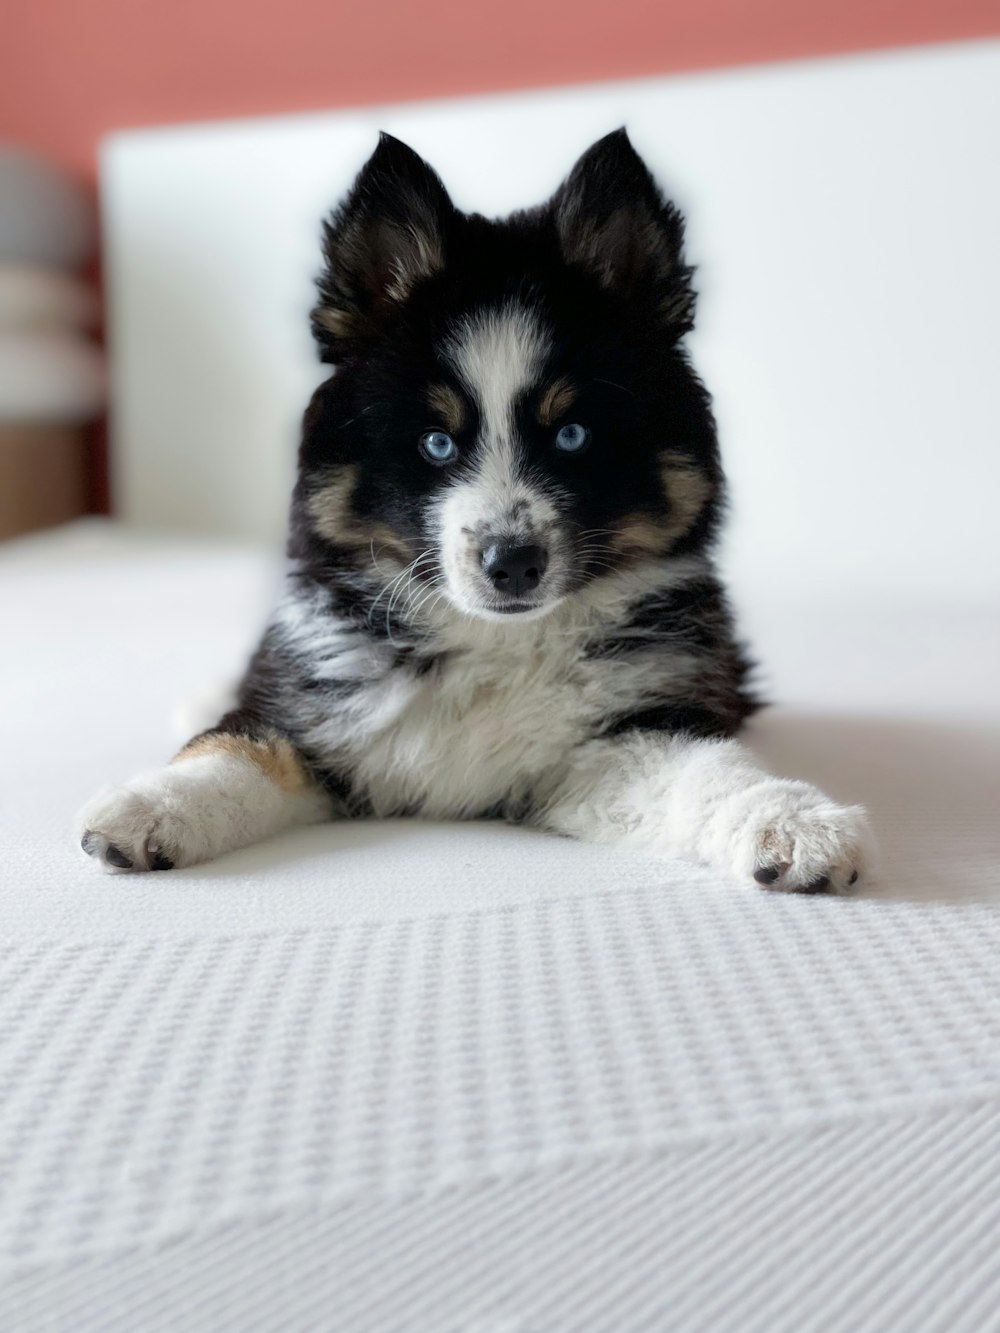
[316,306,353,337]
[610,515,676,559]
[660,453,712,546]
[538,377,577,426]
[175,732,311,794]
[427,384,466,433]
[308,464,412,565]
[610,454,711,559]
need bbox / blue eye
[420,430,458,463]
[555,422,589,453]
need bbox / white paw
[77,753,332,873]
[77,776,195,872]
[728,780,874,894]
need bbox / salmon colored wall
[4,0,999,183]
[4,0,997,516]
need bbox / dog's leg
[537,732,873,893]
[77,714,331,873]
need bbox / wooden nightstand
[0,422,88,540]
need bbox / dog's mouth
[482,593,561,619]
[449,576,566,623]
[469,595,563,623]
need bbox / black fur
[232,129,757,810]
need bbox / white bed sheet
[2,520,999,1330]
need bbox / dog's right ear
[550,129,694,336]
[312,133,455,363]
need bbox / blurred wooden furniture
[0,150,101,541]
[0,422,87,540]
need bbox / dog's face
[294,130,721,622]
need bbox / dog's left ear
[313,133,455,362]
[550,129,694,335]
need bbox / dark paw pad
[81,833,134,870]
[150,852,174,872]
[753,865,781,885]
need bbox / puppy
[79,130,872,891]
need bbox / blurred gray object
[0,332,104,422]
[0,264,99,329]
[0,147,102,538]
[0,145,96,267]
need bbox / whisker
[385,549,437,640]
[367,548,435,639]
[407,574,449,621]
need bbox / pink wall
[5,0,996,515]
[4,0,999,182]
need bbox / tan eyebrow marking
[426,383,466,434]
[538,377,577,426]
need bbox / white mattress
[3,520,1000,1331]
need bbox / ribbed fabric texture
[2,524,999,1331]
[3,888,1000,1330]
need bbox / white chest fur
[351,619,595,816]
[347,604,701,817]
[286,559,708,817]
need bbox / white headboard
[101,39,1000,604]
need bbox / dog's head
[295,130,721,622]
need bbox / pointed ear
[550,129,694,335]
[312,133,455,361]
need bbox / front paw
[77,782,184,873]
[730,781,874,894]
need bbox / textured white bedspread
[2,521,999,1331]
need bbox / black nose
[481,543,548,597]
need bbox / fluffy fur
[78,130,873,891]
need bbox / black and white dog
[79,130,872,891]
